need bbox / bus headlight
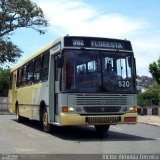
[129,106,137,112]
[68,107,74,112]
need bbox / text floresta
[91,41,123,49]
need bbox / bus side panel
[32,82,49,120]
[17,82,49,120]
[8,90,13,113]
[17,86,33,119]
[8,72,17,113]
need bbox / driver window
[117,58,131,79]
[117,59,125,78]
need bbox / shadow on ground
[12,118,154,142]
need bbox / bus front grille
[75,94,135,106]
[86,116,120,124]
[83,106,121,113]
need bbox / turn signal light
[129,106,137,112]
[62,106,68,112]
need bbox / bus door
[49,52,61,123]
[54,55,61,122]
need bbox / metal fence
[0,97,9,112]
[137,107,160,116]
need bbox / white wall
[0,97,8,111]
[147,108,152,115]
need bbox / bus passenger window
[34,57,41,82]
[41,53,49,81]
[16,68,22,87]
[21,65,27,85]
[27,61,34,84]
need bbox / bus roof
[10,35,132,72]
[10,36,63,72]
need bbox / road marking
[15,148,36,152]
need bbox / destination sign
[91,41,123,49]
[64,36,132,51]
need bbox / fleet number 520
[118,80,130,88]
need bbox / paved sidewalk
[138,115,160,127]
[0,111,13,115]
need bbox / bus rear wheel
[42,107,51,133]
[95,125,110,137]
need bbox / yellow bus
[8,36,138,135]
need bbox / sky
[10,0,160,77]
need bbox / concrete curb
[0,111,14,115]
[138,121,160,127]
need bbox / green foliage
[0,0,48,65]
[149,57,160,84]
[137,87,160,107]
[0,67,10,96]
[137,94,150,107]
[0,0,48,37]
[0,38,22,64]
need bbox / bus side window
[41,52,49,81]
[21,65,27,86]
[16,70,19,87]
[27,61,34,84]
[34,56,41,83]
[16,68,22,87]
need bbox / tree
[0,67,10,96]
[137,88,160,107]
[149,57,160,84]
[0,38,21,64]
[0,0,48,65]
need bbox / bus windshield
[61,49,136,93]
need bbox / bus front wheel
[42,107,51,133]
[95,125,110,137]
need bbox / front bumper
[60,112,138,126]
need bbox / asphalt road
[0,115,160,155]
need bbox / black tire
[95,125,110,137]
[16,105,23,123]
[42,107,51,133]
